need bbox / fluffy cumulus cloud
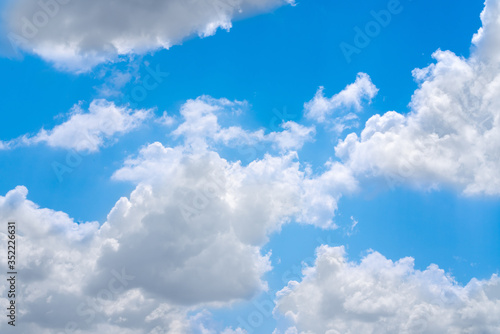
[472,0,500,63]
[173,96,316,152]
[0,95,356,333]
[114,97,354,237]
[304,72,378,124]
[0,154,270,333]
[0,99,152,152]
[335,0,500,195]
[275,245,500,334]
[2,0,500,332]
[3,0,294,72]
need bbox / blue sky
[0,0,499,333]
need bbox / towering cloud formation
[335,0,500,195]
[0,96,355,333]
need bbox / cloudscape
[0,0,499,333]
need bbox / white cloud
[0,151,353,332]
[0,160,271,332]
[273,328,298,334]
[0,186,105,332]
[345,215,358,236]
[156,111,176,127]
[0,94,356,333]
[1,99,152,152]
[172,96,252,149]
[1,0,499,333]
[335,0,500,195]
[4,0,293,72]
[275,245,500,334]
[298,161,358,228]
[304,72,378,123]
[113,142,356,244]
[95,66,136,98]
[472,0,500,64]
[267,121,316,152]
[189,311,249,334]
[172,95,315,152]
[103,147,274,300]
